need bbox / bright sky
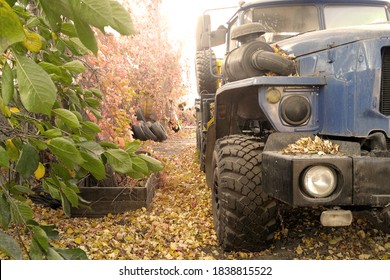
[160,0,240,98]
[161,0,239,55]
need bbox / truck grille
[381,48,390,115]
[380,48,390,149]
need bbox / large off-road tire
[212,135,279,251]
[195,49,218,94]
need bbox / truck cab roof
[241,0,390,8]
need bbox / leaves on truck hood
[282,136,339,155]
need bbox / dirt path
[149,128,196,157]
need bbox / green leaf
[66,181,80,194]
[38,61,63,76]
[16,143,39,178]
[29,238,45,260]
[0,194,11,229]
[54,248,88,260]
[89,107,102,119]
[125,141,142,154]
[29,138,48,150]
[0,231,22,260]
[138,154,164,172]
[43,179,61,200]
[138,153,163,172]
[61,184,78,208]
[37,0,62,31]
[32,226,49,253]
[41,128,63,138]
[11,185,34,195]
[63,37,89,55]
[90,87,102,99]
[38,62,73,85]
[47,247,64,260]
[109,0,135,35]
[85,97,100,108]
[52,108,81,129]
[25,17,40,29]
[61,192,71,217]
[126,170,145,180]
[61,22,77,37]
[14,53,57,115]
[12,199,33,222]
[80,150,106,180]
[81,121,101,133]
[0,0,24,53]
[0,146,9,167]
[70,0,113,32]
[39,224,59,241]
[130,155,149,175]
[66,89,81,107]
[5,0,16,6]
[48,138,85,166]
[73,15,98,54]
[99,141,117,149]
[70,110,82,119]
[1,61,14,105]
[63,60,86,73]
[78,141,104,155]
[104,149,132,173]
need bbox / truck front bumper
[262,134,390,207]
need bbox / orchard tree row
[81,0,187,145]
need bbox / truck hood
[277,23,390,57]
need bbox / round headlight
[302,165,337,198]
[281,96,311,125]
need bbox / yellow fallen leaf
[67,228,74,234]
[74,237,82,244]
[329,237,343,245]
[9,107,20,113]
[296,244,303,255]
[34,162,45,180]
[359,254,371,260]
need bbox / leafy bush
[0,0,162,260]
[81,0,187,144]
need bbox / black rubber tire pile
[131,109,168,142]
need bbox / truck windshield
[324,6,388,29]
[243,4,389,43]
[243,5,320,43]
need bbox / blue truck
[195,0,390,251]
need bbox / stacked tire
[132,120,168,142]
[131,108,168,142]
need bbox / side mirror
[196,15,227,51]
[210,25,227,47]
[196,15,211,51]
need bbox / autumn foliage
[81,0,186,145]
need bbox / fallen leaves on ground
[283,136,339,155]
[1,128,389,260]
